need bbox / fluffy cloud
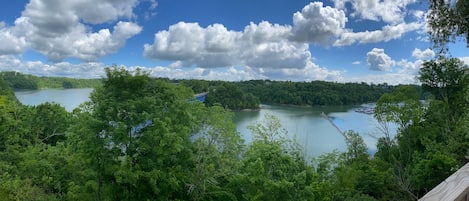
[22,0,138,27]
[0,0,142,61]
[0,54,343,83]
[396,59,424,75]
[348,73,419,85]
[334,22,422,46]
[411,48,435,60]
[143,1,352,80]
[0,0,435,84]
[329,0,427,46]
[144,21,315,70]
[134,66,267,81]
[0,24,27,54]
[144,22,240,66]
[333,0,418,24]
[0,55,106,78]
[291,2,347,45]
[366,48,395,71]
[260,61,343,81]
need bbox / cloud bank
[0,0,142,61]
[0,0,437,84]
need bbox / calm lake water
[234,104,396,159]
[15,88,94,112]
[15,88,396,159]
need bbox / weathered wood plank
[419,162,469,201]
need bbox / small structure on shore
[354,107,374,115]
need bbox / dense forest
[0,56,468,200]
[1,70,410,110]
[181,79,408,110]
[0,71,101,89]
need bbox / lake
[15,88,396,159]
[15,88,94,112]
[234,104,396,159]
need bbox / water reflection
[234,104,397,159]
[15,89,397,159]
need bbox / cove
[15,88,396,159]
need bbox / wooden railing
[419,162,469,201]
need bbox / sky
[0,0,467,84]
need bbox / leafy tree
[26,102,70,145]
[427,0,469,48]
[67,66,200,200]
[374,85,424,129]
[0,80,70,200]
[205,82,260,110]
[315,131,404,201]
[180,79,209,94]
[372,57,469,198]
[66,66,247,201]
[62,81,74,88]
[236,80,396,106]
[229,113,315,201]
[187,105,244,201]
[0,71,39,89]
[0,70,101,89]
[419,57,468,121]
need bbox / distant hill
[0,71,101,89]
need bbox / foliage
[0,71,39,89]
[0,80,72,200]
[1,62,468,200]
[63,66,248,200]
[229,113,315,201]
[419,57,468,121]
[187,105,244,201]
[373,56,469,198]
[205,82,260,110]
[180,79,400,108]
[427,0,469,48]
[236,80,397,106]
[0,71,101,89]
[37,77,101,89]
[180,79,210,94]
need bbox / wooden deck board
[419,162,469,201]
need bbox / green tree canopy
[428,0,469,48]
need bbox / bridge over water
[194,92,207,102]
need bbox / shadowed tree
[428,0,469,49]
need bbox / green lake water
[15,89,396,159]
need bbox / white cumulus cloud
[0,25,27,55]
[411,48,435,60]
[334,22,423,46]
[0,55,106,78]
[291,2,347,45]
[333,0,418,24]
[366,48,395,71]
[0,0,142,62]
[144,22,239,66]
[143,21,315,70]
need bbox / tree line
[181,79,414,110]
[0,71,101,89]
[0,70,414,110]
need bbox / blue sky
[0,0,467,84]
